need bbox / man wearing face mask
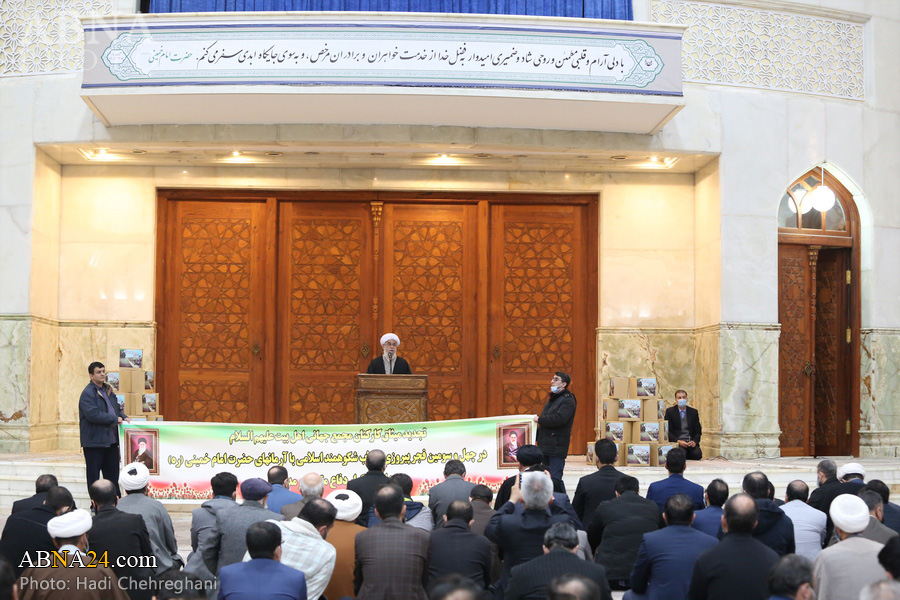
[664,390,703,460]
[534,372,577,482]
[366,333,412,374]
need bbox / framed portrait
[124,428,159,475]
[497,422,532,468]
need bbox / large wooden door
[158,200,271,423]
[276,202,374,424]
[380,204,479,421]
[814,248,851,455]
[487,204,594,452]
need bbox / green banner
[121,416,535,501]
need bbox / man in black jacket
[506,523,612,600]
[80,361,130,494]
[587,475,659,590]
[87,479,155,599]
[664,390,702,460]
[534,372,576,481]
[347,449,391,526]
[427,501,492,589]
[572,439,624,524]
[689,493,779,600]
[11,474,58,514]
[0,486,75,576]
[742,471,795,555]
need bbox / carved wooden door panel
[379,204,479,421]
[814,248,851,455]
[777,243,815,456]
[159,200,270,423]
[487,204,593,452]
[276,202,374,424]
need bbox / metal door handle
[362,342,370,358]
[493,345,501,359]
[804,361,813,376]
[252,343,261,357]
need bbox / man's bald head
[89,479,118,508]
[366,450,387,472]
[299,473,325,499]
[724,493,758,534]
[547,574,603,600]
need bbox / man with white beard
[366,333,412,374]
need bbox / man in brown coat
[324,489,366,600]
[354,483,430,600]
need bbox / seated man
[742,471,795,556]
[117,462,183,574]
[428,459,476,526]
[0,485,75,576]
[11,474,58,514]
[366,473,433,530]
[663,390,702,460]
[646,447,704,514]
[219,521,306,600]
[767,554,815,600]
[572,439,625,525]
[265,466,302,516]
[494,445,566,509]
[692,479,728,538]
[780,479,826,561]
[427,500,492,589]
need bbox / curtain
[151,0,632,19]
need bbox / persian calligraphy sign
[121,415,534,501]
[83,17,682,95]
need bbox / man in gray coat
[428,460,476,527]
[117,462,183,574]
[209,477,284,573]
[184,472,239,587]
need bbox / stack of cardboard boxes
[595,377,674,467]
[106,349,160,420]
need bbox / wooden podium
[355,374,428,423]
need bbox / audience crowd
[1,443,899,600]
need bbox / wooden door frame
[156,189,599,441]
[777,169,862,457]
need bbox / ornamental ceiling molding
[0,0,112,76]
[650,0,864,100]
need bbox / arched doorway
[777,167,861,456]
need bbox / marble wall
[0,319,30,451]
[859,328,900,457]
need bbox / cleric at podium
[366,333,412,375]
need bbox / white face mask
[551,385,563,393]
[677,398,687,408]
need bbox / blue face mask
[677,398,687,408]
[550,385,561,393]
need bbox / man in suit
[534,371,577,481]
[664,390,702,461]
[365,332,412,374]
[185,471,238,588]
[688,493,779,600]
[486,471,571,593]
[587,475,659,590]
[494,445,566,509]
[646,448,705,513]
[0,486,74,576]
[572,439,624,524]
[11,474,58,514]
[878,536,900,579]
[354,483,430,600]
[469,484,501,585]
[779,480,826,561]
[742,471,795,556]
[427,500,492,589]
[814,494,887,600]
[209,477,284,573]
[506,523,612,600]
[264,465,302,515]
[87,479,154,600]
[807,459,845,543]
[218,521,307,600]
[767,554,815,600]
[692,479,728,538]
[626,494,718,600]
[856,490,899,545]
[864,480,900,534]
[347,449,391,526]
[117,462,183,574]
[281,472,325,520]
[428,459,476,526]
[79,361,130,495]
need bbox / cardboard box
[107,372,121,392]
[661,420,669,442]
[607,399,642,421]
[141,393,158,414]
[626,444,653,466]
[115,394,126,413]
[144,371,155,391]
[609,377,637,399]
[124,393,143,416]
[614,442,626,466]
[586,442,596,464]
[656,444,676,467]
[126,370,146,394]
[638,421,661,443]
[604,421,629,443]
[600,400,607,421]
[637,377,658,397]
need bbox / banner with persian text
[121,416,534,502]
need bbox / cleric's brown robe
[19,564,130,600]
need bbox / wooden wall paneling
[381,204,478,422]
[277,202,373,425]
[777,243,814,456]
[476,200,490,419]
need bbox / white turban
[48,508,92,538]
[837,462,866,480]
[326,489,363,522]
[380,333,400,346]
[120,462,150,491]
[830,494,870,534]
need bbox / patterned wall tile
[651,0,864,99]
